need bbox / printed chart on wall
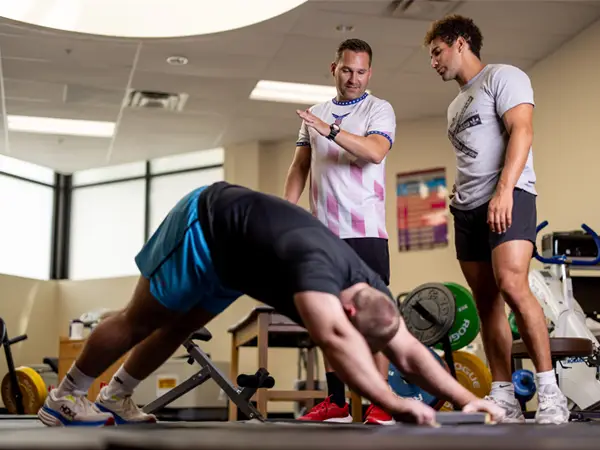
[396,167,448,252]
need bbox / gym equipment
[434,411,492,425]
[526,220,600,413]
[0,318,47,414]
[143,327,275,422]
[508,311,520,340]
[399,283,492,404]
[399,282,490,410]
[508,310,554,341]
[512,369,536,412]
[400,283,456,347]
[1,366,48,414]
[451,351,492,398]
[433,282,480,352]
[438,351,493,411]
[399,282,480,353]
[388,347,449,410]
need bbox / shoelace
[538,393,559,410]
[309,400,333,415]
[74,396,101,415]
[121,395,140,415]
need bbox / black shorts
[450,188,537,262]
[343,237,390,286]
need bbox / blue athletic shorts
[134,186,242,314]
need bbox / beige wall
[0,274,58,406]
[1,19,600,412]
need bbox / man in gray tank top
[424,14,568,425]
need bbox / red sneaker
[297,396,352,423]
[363,404,396,425]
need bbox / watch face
[332,124,340,132]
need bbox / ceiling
[0,0,599,174]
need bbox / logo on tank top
[448,95,481,158]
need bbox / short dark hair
[423,14,483,59]
[335,38,373,66]
[350,287,399,351]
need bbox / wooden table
[227,306,363,421]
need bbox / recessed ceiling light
[7,115,115,138]
[166,56,189,66]
[335,24,354,32]
[250,80,370,105]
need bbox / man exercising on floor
[38,181,503,427]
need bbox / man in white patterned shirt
[283,38,397,425]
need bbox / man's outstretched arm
[294,291,406,412]
[382,320,477,408]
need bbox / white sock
[57,364,95,397]
[536,369,557,387]
[103,365,141,398]
[490,381,516,403]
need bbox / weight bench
[143,327,274,422]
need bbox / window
[150,148,224,174]
[0,174,54,279]
[69,180,146,280]
[149,167,224,233]
[0,154,55,185]
[72,161,146,187]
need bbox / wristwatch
[327,123,341,141]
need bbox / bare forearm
[497,127,532,193]
[384,332,476,408]
[333,131,386,164]
[283,167,308,204]
[320,332,396,411]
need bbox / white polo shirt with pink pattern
[296,92,396,240]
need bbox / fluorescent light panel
[7,115,115,138]
[250,80,371,105]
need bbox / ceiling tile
[0,1,597,172]
[454,0,600,36]
[0,32,139,69]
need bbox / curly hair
[423,14,483,59]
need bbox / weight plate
[439,401,454,411]
[509,310,553,341]
[401,283,456,346]
[388,347,449,410]
[451,351,492,398]
[1,366,48,414]
[512,369,536,402]
[508,311,520,340]
[433,282,481,352]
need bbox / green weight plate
[508,311,520,340]
[433,282,481,351]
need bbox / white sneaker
[95,386,157,425]
[38,389,115,427]
[484,395,526,423]
[535,384,569,425]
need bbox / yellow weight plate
[1,366,48,414]
[440,401,454,411]
[451,351,492,398]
